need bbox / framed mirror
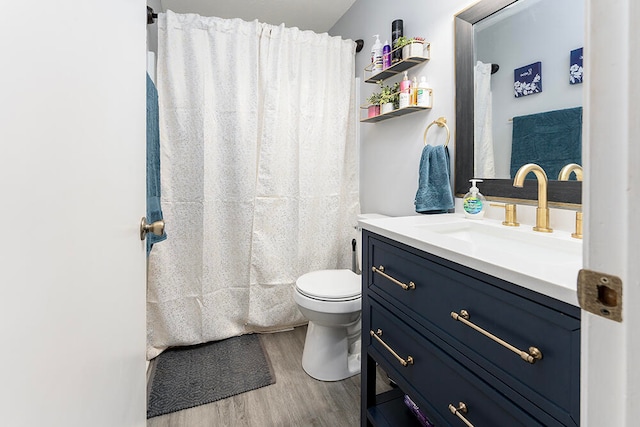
[454,0,583,205]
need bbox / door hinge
[577,269,623,322]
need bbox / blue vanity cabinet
[360,230,581,427]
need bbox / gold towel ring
[423,117,450,147]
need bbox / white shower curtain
[146,11,359,359]
[474,61,496,178]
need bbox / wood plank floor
[147,326,392,427]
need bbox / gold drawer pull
[449,402,474,427]
[370,329,414,367]
[451,310,543,364]
[372,265,416,290]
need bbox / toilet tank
[355,213,389,271]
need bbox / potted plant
[366,91,381,117]
[379,83,400,114]
[394,36,425,59]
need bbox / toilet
[294,213,387,381]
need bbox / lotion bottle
[463,179,486,219]
[416,76,430,107]
[371,35,383,72]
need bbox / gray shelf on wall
[364,56,430,83]
[360,105,431,123]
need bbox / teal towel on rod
[414,145,454,214]
[510,107,582,179]
[147,73,167,254]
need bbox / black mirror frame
[454,0,582,205]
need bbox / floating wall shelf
[360,105,431,123]
[363,43,431,84]
[361,42,432,123]
[360,88,433,123]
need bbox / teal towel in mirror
[147,73,167,254]
[414,145,454,214]
[510,107,582,179]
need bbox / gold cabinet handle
[451,310,543,364]
[372,265,416,290]
[448,402,474,427]
[370,329,414,367]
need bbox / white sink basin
[414,219,581,266]
[358,214,582,306]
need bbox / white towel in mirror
[474,61,496,178]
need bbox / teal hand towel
[510,107,582,179]
[147,73,167,254]
[414,145,454,214]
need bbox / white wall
[476,0,583,178]
[330,0,476,216]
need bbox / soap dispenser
[463,179,486,219]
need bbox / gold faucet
[558,163,583,181]
[558,163,583,239]
[513,163,552,232]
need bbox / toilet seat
[295,269,361,301]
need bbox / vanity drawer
[365,233,580,426]
[367,300,556,427]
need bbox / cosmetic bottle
[391,20,403,63]
[382,40,391,69]
[399,71,410,108]
[411,76,418,105]
[416,76,430,107]
[371,35,383,73]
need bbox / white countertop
[359,213,582,307]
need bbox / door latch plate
[577,269,622,322]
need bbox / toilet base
[301,320,361,381]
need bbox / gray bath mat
[147,334,275,418]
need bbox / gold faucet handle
[572,211,583,239]
[490,203,520,227]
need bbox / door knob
[140,217,165,240]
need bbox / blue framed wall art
[514,61,542,97]
[570,47,583,84]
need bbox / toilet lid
[296,269,361,300]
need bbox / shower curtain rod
[147,6,158,25]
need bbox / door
[0,1,146,426]
[583,0,640,425]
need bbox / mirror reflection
[473,0,584,180]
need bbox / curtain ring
[423,117,450,147]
